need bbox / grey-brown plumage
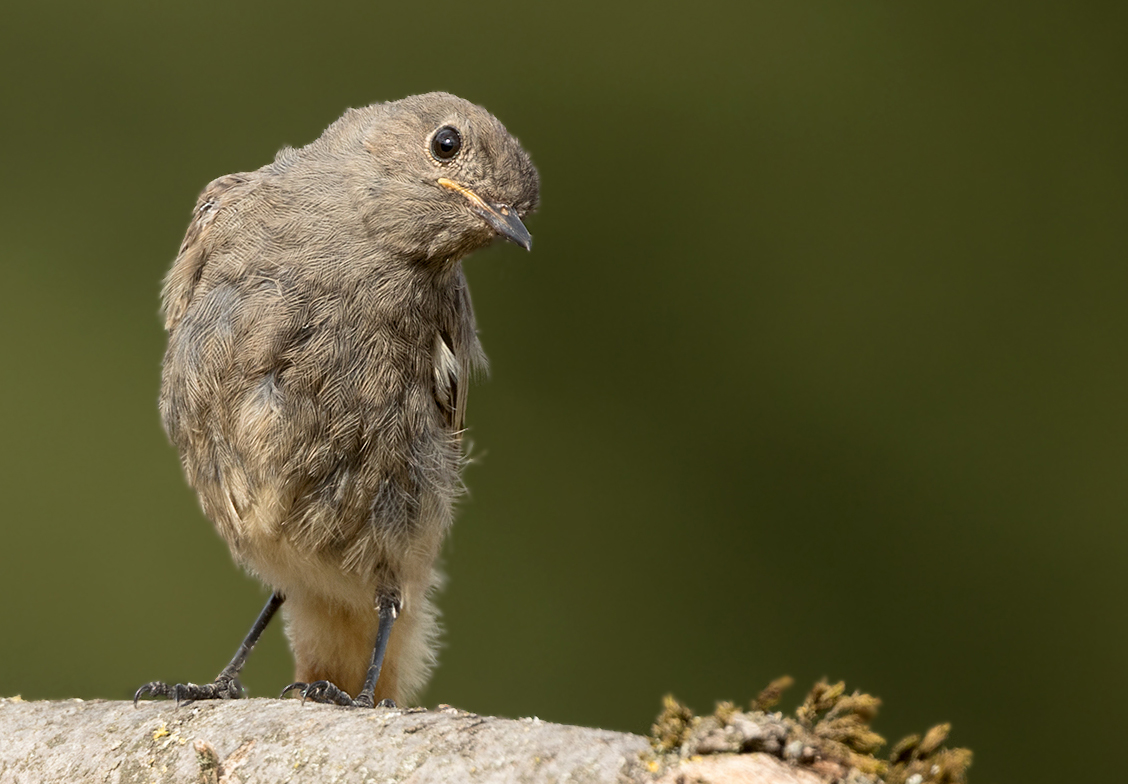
[137,92,538,708]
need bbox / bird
[134,92,539,708]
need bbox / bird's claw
[280,680,395,709]
[280,681,309,700]
[281,680,356,706]
[133,678,243,707]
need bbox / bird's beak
[438,178,532,251]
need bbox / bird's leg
[134,592,284,706]
[354,594,400,707]
[282,592,400,708]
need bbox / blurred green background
[1,3,1124,781]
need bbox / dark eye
[430,126,462,161]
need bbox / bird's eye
[430,126,462,161]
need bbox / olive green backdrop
[1,3,1124,782]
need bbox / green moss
[885,722,972,784]
[713,700,739,724]
[649,694,696,753]
[750,676,794,712]
[647,677,973,783]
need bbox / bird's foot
[281,680,396,709]
[133,677,244,706]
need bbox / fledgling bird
[135,92,539,708]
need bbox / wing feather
[433,270,486,438]
[160,174,253,331]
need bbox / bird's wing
[160,173,254,331]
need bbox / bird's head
[336,92,540,264]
